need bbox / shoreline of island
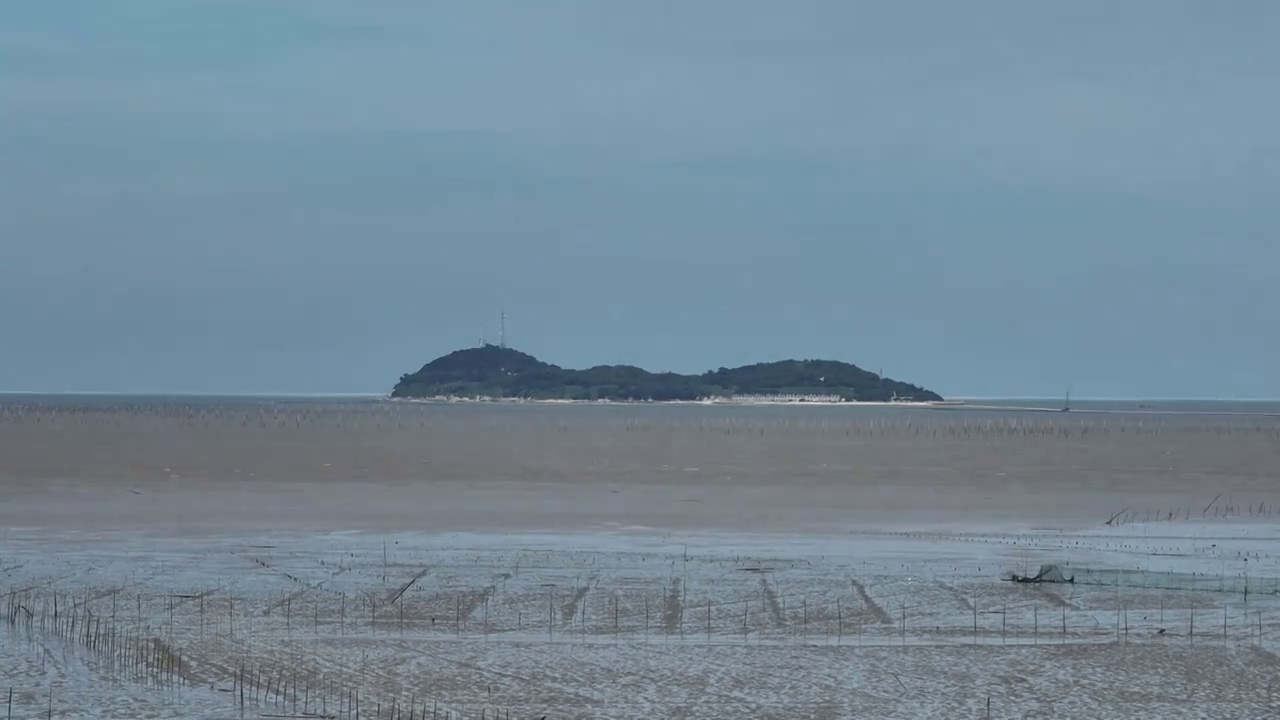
[385,396,1280,417]
[388,394,964,408]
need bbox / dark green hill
[392,346,942,402]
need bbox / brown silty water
[3,400,1278,532]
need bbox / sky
[1,1,1277,398]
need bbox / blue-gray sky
[2,1,1277,398]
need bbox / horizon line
[948,396,1280,403]
[0,391,388,398]
[2,391,1279,403]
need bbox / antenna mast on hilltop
[500,309,507,349]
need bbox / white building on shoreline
[722,393,845,404]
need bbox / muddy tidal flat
[4,398,1280,718]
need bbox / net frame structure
[1009,563,1278,596]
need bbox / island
[391,345,943,403]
